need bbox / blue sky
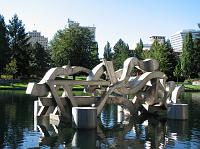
[1,0,200,57]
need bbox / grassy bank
[0,83,27,89]
[0,77,86,90]
[1,79,200,92]
[182,84,200,92]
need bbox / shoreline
[1,85,200,92]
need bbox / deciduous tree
[50,23,99,69]
[5,58,17,78]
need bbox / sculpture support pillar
[72,107,97,129]
[167,104,188,120]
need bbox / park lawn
[0,83,27,89]
[184,84,200,91]
[0,76,87,90]
[2,77,200,92]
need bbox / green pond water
[0,90,200,149]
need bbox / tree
[157,40,177,80]
[173,58,181,82]
[103,41,112,60]
[134,39,143,59]
[193,25,200,77]
[8,14,30,78]
[164,40,177,80]
[112,39,129,70]
[0,14,10,77]
[143,40,162,64]
[180,32,195,78]
[50,23,99,69]
[149,40,161,60]
[30,42,50,77]
[87,41,100,69]
[142,50,151,59]
[145,40,177,80]
[5,58,17,78]
[49,29,70,66]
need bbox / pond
[0,90,200,149]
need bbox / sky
[1,0,200,57]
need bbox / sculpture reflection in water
[34,104,189,149]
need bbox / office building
[28,30,48,49]
[68,19,96,41]
[149,36,165,44]
[143,36,165,50]
[171,29,200,53]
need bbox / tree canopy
[0,14,10,76]
[103,41,112,60]
[30,42,50,77]
[193,26,200,77]
[50,24,99,69]
[180,32,195,78]
[134,38,143,59]
[112,39,130,70]
[8,14,30,77]
[144,40,177,79]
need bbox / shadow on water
[1,91,200,148]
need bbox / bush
[184,78,200,84]
[184,79,193,84]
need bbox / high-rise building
[28,30,48,49]
[143,43,152,51]
[170,29,200,53]
[143,36,165,50]
[68,19,96,41]
[149,36,165,44]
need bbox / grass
[183,84,200,91]
[1,76,200,92]
[176,81,200,91]
[0,83,27,89]
[0,76,87,90]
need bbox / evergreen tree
[193,25,200,77]
[149,40,161,60]
[134,38,143,59]
[145,40,177,79]
[173,58,181,82]
[30,42,50,77]
[162,40,177,80]
[180,32,195,78]
[163,40,179,80]
[0,14,10,77]
[112,39,129,70]
[88,41,100,68]
[8,14,30,77]
[142,50,151,59]
[103,41,112,60]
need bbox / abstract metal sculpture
[26,57,185,122]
